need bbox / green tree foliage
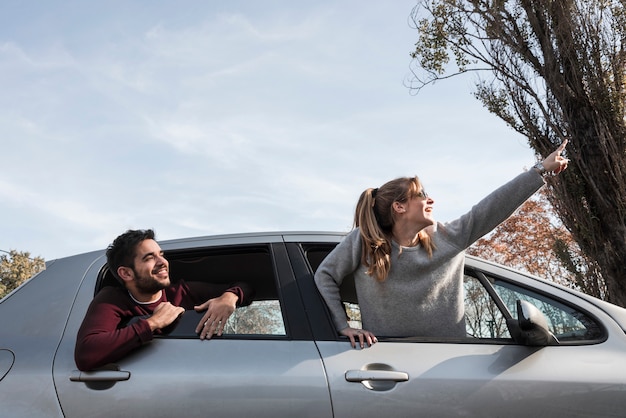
[0,250,46,299]
[409,0,626,306]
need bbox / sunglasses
[415,190,428,199]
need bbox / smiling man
[74,229,253,371]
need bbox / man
[74,229,253,371]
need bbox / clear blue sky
[0,0,537,260]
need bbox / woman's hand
[541,140,570,175]
[340,326,378,349]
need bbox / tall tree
[409,0,626,305]
[0,250,46,299]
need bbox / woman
[314,141,569,349]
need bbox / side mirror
[507,300,559,346]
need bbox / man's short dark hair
[106,229,156,281]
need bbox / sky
[0,0,538,261]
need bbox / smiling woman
[315,142,570,349]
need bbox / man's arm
[194,291,239,339]
[74,288,153,371]
[74,285,192,370]
[184,281,255,340]
[223,281,254,307]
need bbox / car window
[464,274,511,339]
[489,276,604,342]
[303,242,604,344]
[333,272,604,343]
[95,245,286,337]
[464,271,604,343]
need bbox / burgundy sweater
[75,280,252,371]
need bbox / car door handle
[69,369,131,382]
[345,370,409,382]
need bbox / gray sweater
[314,169,545,338]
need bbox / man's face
[128,239,171,294]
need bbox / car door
[296,242,626,418]
[53,239,332,418]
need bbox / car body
[1,231,625,417]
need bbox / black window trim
[93,242,318,341]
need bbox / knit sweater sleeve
[74,287,153,371]
[441,169,545,250]
[314,229,363,331]
[184,280,255,308]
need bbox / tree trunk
[409,0,626,305]
[505,0,626,306]
[546,103,626,305]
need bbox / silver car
[1,231,625,417]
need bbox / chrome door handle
[70,369,131,382]
[345,370,408,382]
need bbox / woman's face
[399,189,435,230]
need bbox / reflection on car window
[343,302,362,329]
[223,300,286,335]
[491,278,603,342]
[464,275,511,339]
[464,270,603,343]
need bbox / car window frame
[298,240,608,346]
[477,269,608,345]
[92,242,312,341]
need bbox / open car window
[95,245,286,338]
[303,242,605,344]
[338,272,605,344]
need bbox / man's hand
[194,292,238,340]
[146,302,185,332]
